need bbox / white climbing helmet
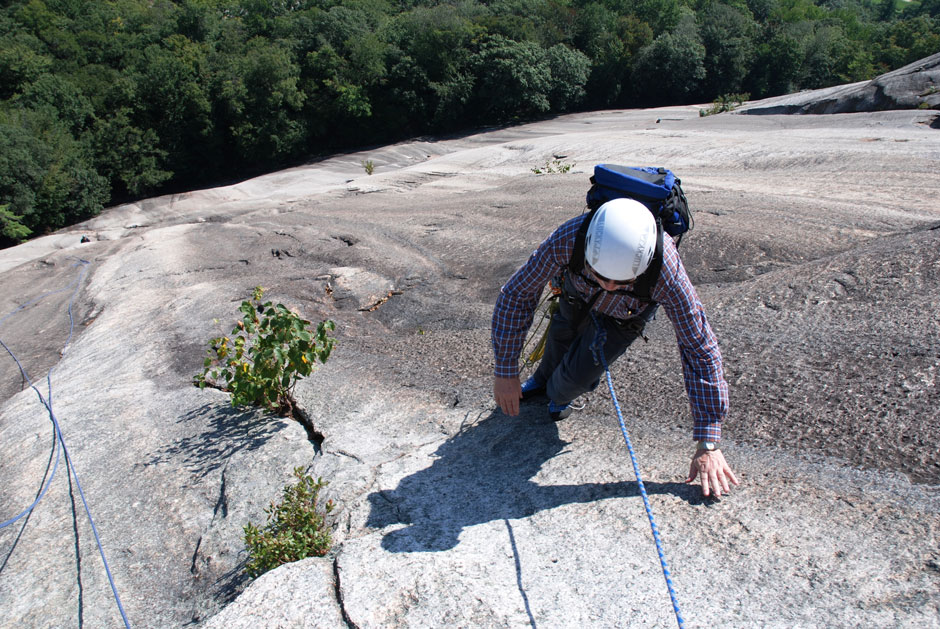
[583,198,657,282]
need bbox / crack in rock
[333,556,358,629]
[328,266,395,311]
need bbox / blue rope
[0,259,89,526]
[0,258,88,528]
[0,259,131,628]
[589,312,685,629]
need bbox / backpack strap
[628,218,663,303]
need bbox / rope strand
[589,311,685,629]
[0,259,131,628]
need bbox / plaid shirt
[492,214,728,441]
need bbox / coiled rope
[518,289,560,372]
[589,311,685,629]
[0,258,131,628]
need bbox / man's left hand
[686,448,739,497]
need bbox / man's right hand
[493,376,522,416]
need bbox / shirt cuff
[494,362,519,379]
[692,420,721,442]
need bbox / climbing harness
[0,259,131,628]
[589,311,685,629]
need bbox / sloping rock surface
[741,52,940,114]
[1,88,938,628]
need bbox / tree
[15,73,94,134]
[546,43,591,111]
[0,203,32,245]
[746,0,777,22]
[369,49,430,137]
[699,2,757,98]
[632,16,707,105]
[468,35,552,121]
[746,29,805,96]
[387,4,476,84]
[429,71,475,128]
[383,5,478,130]
[633,0,684,33]
[135,34,214,182]
[302,44,373,143]
[0,32,53,99]
[877,16,940,67]
[801,23,853,88]
[0,108,108,239]
[904,0,940,17]
[573,2,616,58]
[215,37,306,167]
[0,0,937,247]
[576,9,653,108]
[92,108,171,198]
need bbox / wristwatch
[696,441,718,452]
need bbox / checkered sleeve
[654,238,729,442]
[491,217,583,379]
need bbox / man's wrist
[494,366,519,379]
[695,440,719,452]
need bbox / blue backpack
[568,165,694,303]
[585,165,692,240]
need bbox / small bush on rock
[243,467,335,577]
[531,158,574,174]
[197,287,335,418]
[699,93,750,116]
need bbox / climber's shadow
[366,408,697,553]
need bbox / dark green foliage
[0,0,935,246]
[469,35,553,121]
[907,0,940,17]
[92,108,171,197]
[877,16,940,66]
[0,107,108,244]
[216,37,307,166]
[699,3,757,98]
[0,32,53,99]
[546,43,592,111]
[748,30,806,96]
[134,34,214,176]
[633,17,707,105]
[580,12,653,107]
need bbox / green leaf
[197,291,335,418]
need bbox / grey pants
[534,288,654,405]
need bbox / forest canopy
[1,0,938,245]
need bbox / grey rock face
[200,557,344,628]
[1,94,938,628]
[742,52,940,114]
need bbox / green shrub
[361,159,375,175]
[531,158,574,174]
[699,93,750,117]
[243,467,335,578]
[197,287,335,418]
